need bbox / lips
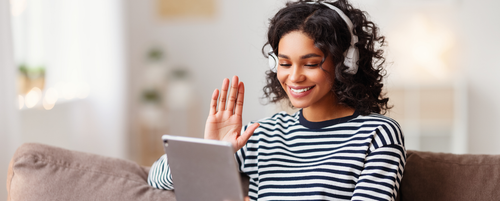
[288,85,315,98]
[290,86,312,93]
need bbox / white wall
[459,0,500,154]
[0,0,20,199]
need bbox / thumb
[235,123,259,152]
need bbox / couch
[6,143,500,201]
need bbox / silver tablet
[162,135,244,201]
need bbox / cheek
[321,73,333,84]
[276,73,289,93]
[276,72,285,85]
[315,71,334,88]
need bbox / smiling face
[277,31,336,111]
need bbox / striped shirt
[148,110,406,201]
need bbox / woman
[149,0,405,200]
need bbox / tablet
[162,135,244,201]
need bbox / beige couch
[6,143,500,200]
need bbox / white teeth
[291,87,312,93]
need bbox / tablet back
[162,135,244,201]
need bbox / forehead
[278,31,323,56]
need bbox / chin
[289,101,308,109]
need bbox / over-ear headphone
[268,47,279,73]
[268,1,359,75]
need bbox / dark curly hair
[262,0,390,115]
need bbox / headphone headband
[269,1,359,74]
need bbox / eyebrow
[278,53,322,59]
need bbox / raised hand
[204,76,260,153]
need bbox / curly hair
[262,0,390,115]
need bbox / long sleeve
[351,144,406,201]
[147,154,175,190]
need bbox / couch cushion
[7,143,176,201]
[399,150,500,201]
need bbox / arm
[147,154,174,190]
[207,76,258,201]
[351,144,406,201]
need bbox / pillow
[7,143,176,201]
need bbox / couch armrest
[6,143,176,201]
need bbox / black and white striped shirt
[148,110,405,201]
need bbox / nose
[289,65,305,83]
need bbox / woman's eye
[305,64,319,67]
[279,64,291,67]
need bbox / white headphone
[268,1,359,75]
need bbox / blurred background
[2,0,500,198]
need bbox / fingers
[235,82,245,117]
[226,76,239,113]
[213,76,243,115]
[209,89,219,115]
[218,78,230,112]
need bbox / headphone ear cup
[343,46,359,74]
[268,50,278,73]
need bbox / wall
[459,0,500,154]
[0,0,19,199]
